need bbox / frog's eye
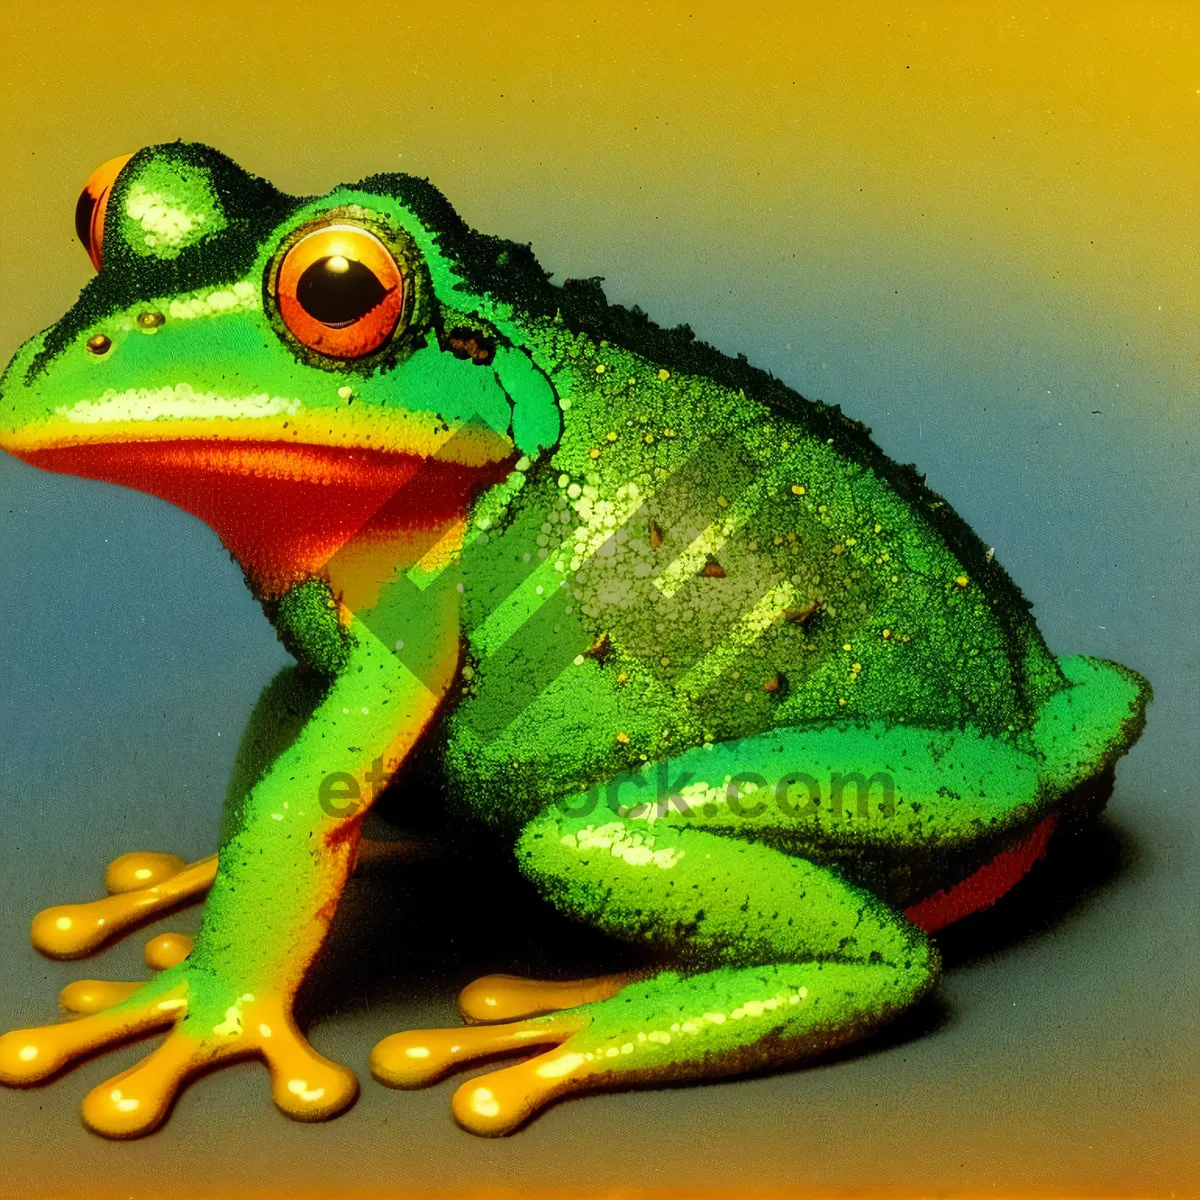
[75,153,133,271]
[275,225,405,359]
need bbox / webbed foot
[0,961,355,1137]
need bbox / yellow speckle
[617,671,630,683]
[874,523,882,533]
[791,485,806,495]
[588,448,601,459]
[831,544,844,555]
[839,698,847,706]
[606,431,618,441]
[882,629,892,639]
[842,643,852,652]
[852,662,862,672]
[660,656,671,666]
[644,432,654,444]
[717,495,729,508]
[595,364,606,373]
[955,575,969,588]
[657,368,670,381]
[337,385,352,400]
[616,731,630,744]
[536,1052,585,1078]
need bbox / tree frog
[0,143,1149,1139]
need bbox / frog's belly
[903,812,1058,933]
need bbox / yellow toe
[59,979,141,1016]
[105,852,187,894]
[144,932,194,971]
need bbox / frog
[0,142,1150,1139]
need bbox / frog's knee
[1036,655,1151,792]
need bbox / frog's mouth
[11,435,514,597]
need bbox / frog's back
[445,298,1065,830]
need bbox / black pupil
[296,256,388,327]
[75,188,96,253]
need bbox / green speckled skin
[0,143,1151,1135]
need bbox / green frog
[0,142,1149,1138]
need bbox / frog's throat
[11,435,512,598]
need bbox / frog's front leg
[373,803,937,1135]
[0,611,457,1137]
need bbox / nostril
[86,334,112,356]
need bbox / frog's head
[0,142,561,597]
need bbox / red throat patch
[18,439,512,597]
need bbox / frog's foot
[377,959,931,1136]
[59,932,196,1016]
[457,972,642,1023]
[0,966,357,1138]
[31,852,217,960]
[370,1009,588,1091]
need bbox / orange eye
[275,225,405,359]
[75,153,133,271]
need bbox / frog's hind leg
[373,806,937,1135]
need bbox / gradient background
[0,2,1197,1195]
